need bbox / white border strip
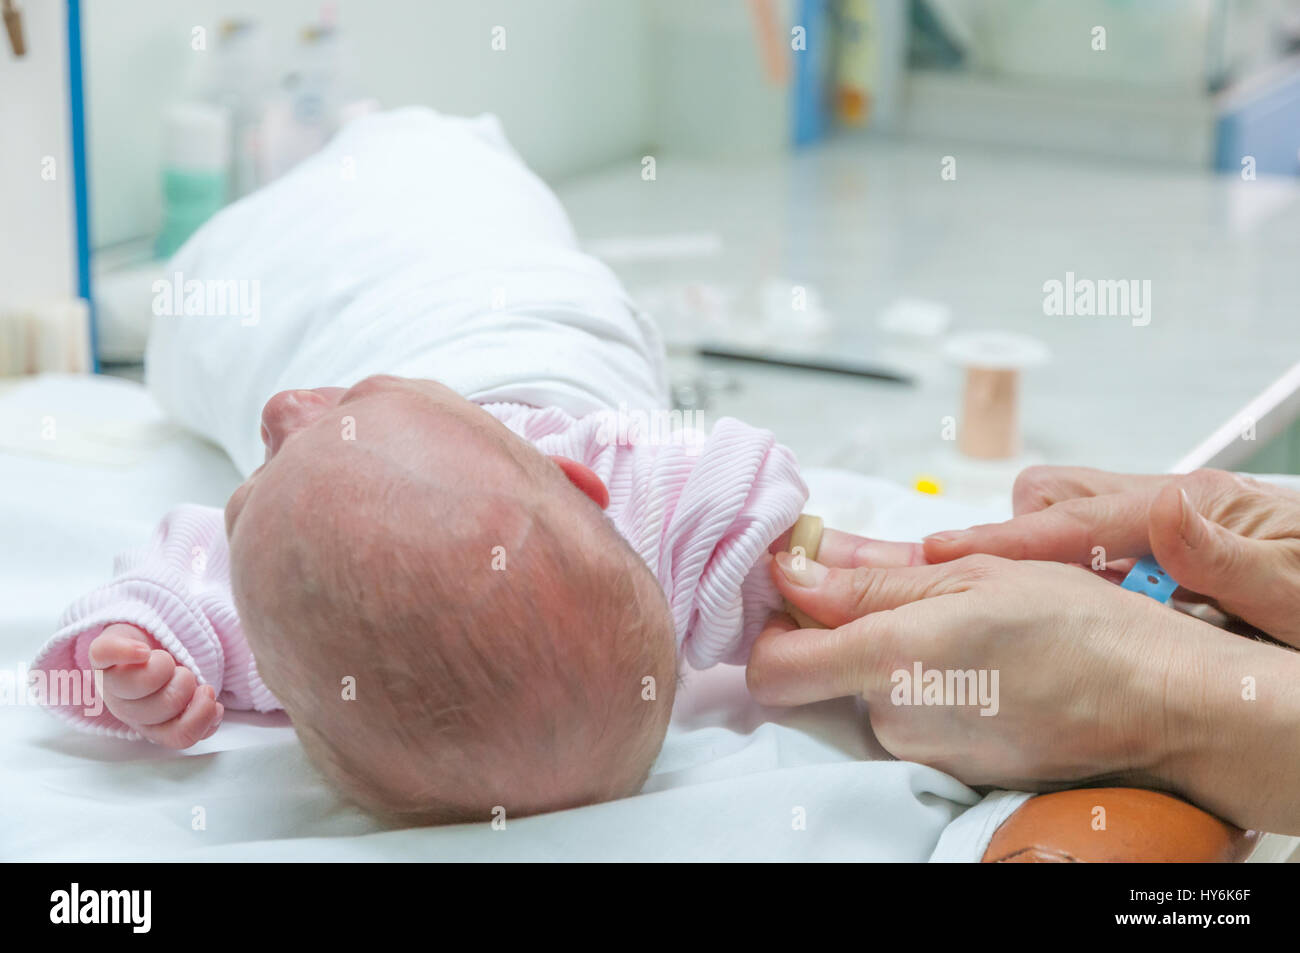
[1169,359,1300,473]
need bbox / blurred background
[5,0,1300,500]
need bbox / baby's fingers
[110,663,198,728]
[102,649,177,701]
[140,684,223,750]
[88,628,152,670]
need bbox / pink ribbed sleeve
[31,504,279,739]
[483,404,809,668]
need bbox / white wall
[1,0,76,307]
[84,0,651,249]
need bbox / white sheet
[1,373,1028,861]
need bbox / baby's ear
[549,456,609,510]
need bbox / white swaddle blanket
[147,107,667,476]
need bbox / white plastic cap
[161,102,232,173]
[943,331,1049,370]
[877,297,952,338]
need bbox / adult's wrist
[1156,625,1300,833]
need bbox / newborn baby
[34,109,808,823]
[37,377,803,821]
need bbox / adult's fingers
[922,492,1155,566]
[1148,483,1300,641]
[748,601,933,706]
[748,617,863,706]
[926,468,1283,567]
[813,528,926,568]
[1011,466,1173,516]
[771,551,987,628]
[768,527,925,568]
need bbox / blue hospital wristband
[1120,556,1179,603]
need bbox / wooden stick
[784,514,826,629]
[4,0,25,58]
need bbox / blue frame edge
[65,0,96,371]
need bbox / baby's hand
[88,622,224,748]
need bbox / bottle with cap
[155,103,231,259]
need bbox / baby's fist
[88,622,223,748]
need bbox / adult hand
[750,553,1216,790]
[921,467,1300,648]
[748,551,1300,832]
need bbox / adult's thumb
[1147,483,1277,625]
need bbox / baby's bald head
[226,377,676,822]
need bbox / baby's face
[228,375,518,535]
[228,375,609,538]
[223,375,677,820]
